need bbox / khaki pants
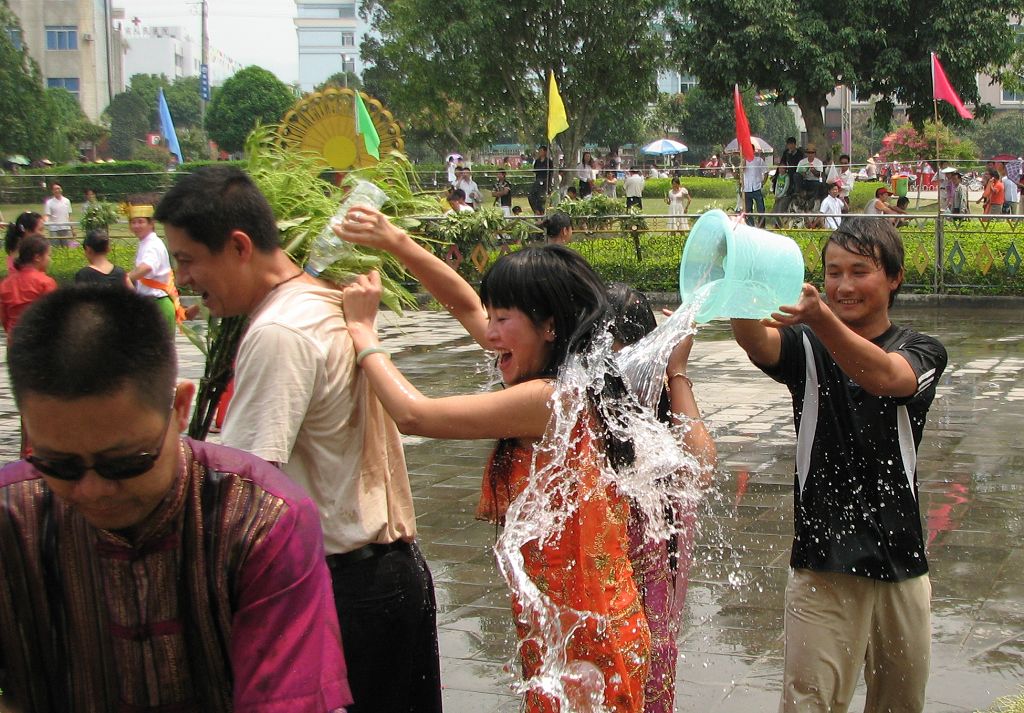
[779,568,930,713]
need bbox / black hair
[154,165,279,253]
[449,189,466,201]
[825,216,905,307]
[607,283,671,424]
[8,286,176,412]
[481,246,637,516]
[786,137,797,144]
[5,212,42,254]
[83,229,111,254]
[541,211,572,239]
[896,196,910,208]
[511,206,522,215]
[987,167,1000,181]
[13,235,48,269]
[839,154,851,162]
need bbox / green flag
[354,91,381,159]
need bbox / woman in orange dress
[337,209,701,710]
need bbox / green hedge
[4,162,170,202]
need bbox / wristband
[356,346,390,366]
[668,372,693,389]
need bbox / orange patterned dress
[477,421,650,712]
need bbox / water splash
[492,291,715,709]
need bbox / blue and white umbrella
[641,138,688,156]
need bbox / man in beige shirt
[156,166,441,713]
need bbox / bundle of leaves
[419,206,537,258]
[558,194,626,231]
[78,201,122,233]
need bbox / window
[47,77,80,100]
[1002,86,1024,103]
[297,4,356,19]
[298,29,356,49]
[6,28,22,50]
[46,26,78,50]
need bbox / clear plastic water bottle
[304,180,389,276]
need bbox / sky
[117,0,299,83]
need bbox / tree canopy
[204,66,296,154]
[362,0,665,161]
[0,0,55,157]
[668,0,1024,157]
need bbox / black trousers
[626,196,643,210]
[329,541,442,713]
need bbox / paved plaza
[0,302,1021,712]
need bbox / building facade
[295,0,365,92]
[7,0,125,121]
[118,22,242,86]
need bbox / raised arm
[334,206,489,346]
[666,335,716,482]
[730,318,782,368]
[764,283,919,397]
[342,271,552,440]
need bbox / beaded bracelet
[356,346,391,366]
[668,372,693,389]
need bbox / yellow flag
[547,71,569,143]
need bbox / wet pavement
[0,304,1021,712]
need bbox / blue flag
[158,88,183,164]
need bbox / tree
[758,103,798,161]
[678,86,763,158]
[362,0,665,162]
[965,113,1024,159]
[315,71,362,92]
[43,87,88,162]
[0,0,55,157]
[204,66,296,154]
[668,0,1024,157]
[126,73,203,130]
[105,91,150,160]
[879,122,977,164]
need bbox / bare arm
[764,283,919,397]
[127,262,152,283]
[342,271,552,440]
[730,318,782,368]
[334,206,489,346]
[666,335,716,482]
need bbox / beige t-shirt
[222,280,416,555]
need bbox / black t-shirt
[494,178,513,207]
[74,265,128,287]
[533,158,554,191]
[756,323,947,582]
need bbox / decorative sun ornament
[277,87,403,170]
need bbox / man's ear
[172,381,197,432]
[226,230,256,262]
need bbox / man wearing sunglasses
[0,287,352,712]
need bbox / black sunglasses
[27,415,175,482]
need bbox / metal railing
[414,211,1024,295]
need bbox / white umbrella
[641,139,688,156]
[446,153,464,163]
[724,136,774,154]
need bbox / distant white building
[7,0,127,121]
[295,1,367,92]
[118,20,242,86]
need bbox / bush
[16,161,170,201]
[0,240,138,284]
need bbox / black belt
[327,540,412,570]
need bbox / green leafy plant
[78,201,122,233]
[418,207,538,277]
[558,194,626,232]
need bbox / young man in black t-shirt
[529,145,554,215]
[492,170,513,217]
[731,217,947,713]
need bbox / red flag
[932,52,974,120]
[734,84,754,161]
